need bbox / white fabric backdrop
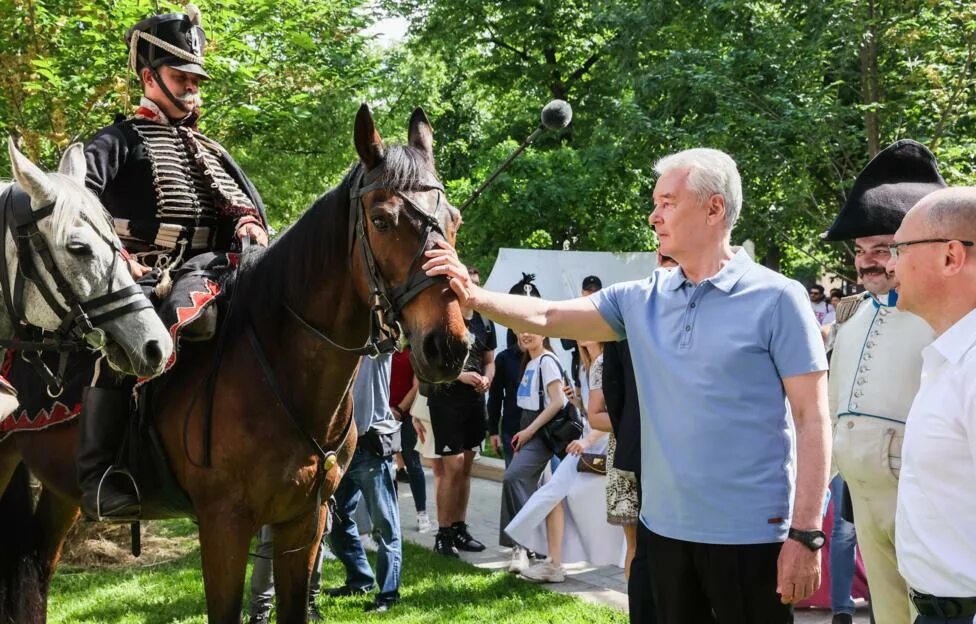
[482,248,658,367]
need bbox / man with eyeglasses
[885,187,976,624]
[821,139,944,624]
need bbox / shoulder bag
[536,353,584,457]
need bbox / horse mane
[224,143,439,339]
[0,176,115,246]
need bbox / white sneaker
[416,511,434,534]
[520,559,566,583]
[508,547,529,574]
[360,533,380,552]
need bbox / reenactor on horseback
[74,6,268,519]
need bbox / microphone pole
[458,99,573,213]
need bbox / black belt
[910,589,976,618]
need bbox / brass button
[847,420,855,429]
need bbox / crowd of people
[40,8,975,623]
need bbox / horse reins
[239,162,448,557]
[283,162,448,358]
[0,186,153,395]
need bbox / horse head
[352,105,469,382]
[6,138,173,378]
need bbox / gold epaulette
[835,294,866,324]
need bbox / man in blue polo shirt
[423,148,830,623]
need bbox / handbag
[576,452,607,475]
[535,353,584,457]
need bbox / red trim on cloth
[137,278,221,385]
[0,400,81,439]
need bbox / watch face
[810,534,826,549]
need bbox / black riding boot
[77,387,140,520]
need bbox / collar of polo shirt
[664,248,753,292]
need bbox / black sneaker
[452,522,486,552]
[433,528,460,558]
[323,585,372,598]
[307,604,324,622]
[364,597,398,613]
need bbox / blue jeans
[830,475,857,615]
[400,416,427,512]
[328,446,402,601]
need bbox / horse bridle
[0,186,153,395]
[284,162,449,357]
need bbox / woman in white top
[506,341,626,582]
[499,330,569,572]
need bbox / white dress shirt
[896,308,976,596]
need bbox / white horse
[0,138,174,420]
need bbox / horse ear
[354,103,384,170]
[8,136,56,208]
[57,143,87,185]
[408,107,434,162]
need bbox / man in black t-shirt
[426,266,496,557]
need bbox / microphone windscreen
[541,99,572,130]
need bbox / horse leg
[0,458,45,624]
[197,511,254,624]
[271,507,328,624]
[33,488,80,597]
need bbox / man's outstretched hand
[423,240,479,307]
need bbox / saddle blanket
[0,252,237,440]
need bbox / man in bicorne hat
[823,139,944,624]
[73,6,268,519]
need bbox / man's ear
[705,194,726,226]
[141,67,154,87]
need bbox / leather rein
[0,186,153,395]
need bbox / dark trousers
[642,524,793,624]
[628,476,656,623]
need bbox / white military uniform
[830,291,933,624]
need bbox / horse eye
[66,241,93,256]
[371,217,391,232]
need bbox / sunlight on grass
[49,520,626,623]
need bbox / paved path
[394,464,870,623]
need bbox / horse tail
[0,463,44,623]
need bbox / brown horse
[0,104,470,623]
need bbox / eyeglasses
[887,238,974,261]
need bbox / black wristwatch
[788,527,826,551]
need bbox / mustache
[858,266,891,278]
[177,92,202,108]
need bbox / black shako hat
[126,6,209,79]
[822,139,946,241]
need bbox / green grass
[49,519,626,623]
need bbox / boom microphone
[541,99,572,130]
[458,99,573,212]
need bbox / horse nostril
[144,340,164,368]
[422,330,447,364]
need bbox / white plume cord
[128,29,204,74]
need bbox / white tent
[482,248,658,366]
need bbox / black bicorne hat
[509,273,541,298]
[822,139,946,241]
[126,7,209,79]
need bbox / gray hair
[654,148,743,230]
[924,186,976,244]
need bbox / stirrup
[91,465,142,522]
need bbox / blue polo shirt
[591,250,827,544]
